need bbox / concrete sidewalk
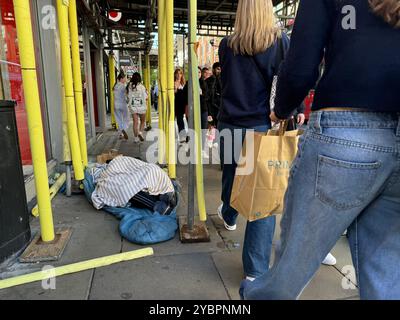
[0,121,359,300]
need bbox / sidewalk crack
[210,254,233,301]
[85,269,96,300]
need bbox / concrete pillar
[82,26,96,143]
[94,45,106,131]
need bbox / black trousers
[176,104,186,133]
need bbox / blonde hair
[174,68,186,86]
[228,0,281,56]
[369,0,400,28]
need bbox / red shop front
[1,1,32,166]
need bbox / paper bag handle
[278,120,289,136]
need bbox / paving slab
[88,253,230,300]
[0,270,93,300]
[55,216,122,265]
[51,194,116,224]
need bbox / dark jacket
[274,0,400,119]
[205,75,222,119]
[175,84,188,113]
[218,34,290,128]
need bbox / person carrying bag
[230,121,303,221]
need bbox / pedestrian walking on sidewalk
[243,0,400,300]
[200,67,212,158]
[174,68,189,143]
[205,62,222,129]
[127,72,148,143]
[113,72,129,140]
[152,81,159,112]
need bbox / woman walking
[113,72,129,140]
[217,0,289,282]
[127,72,148,143]
[174,68,188,143]
[243,0,400,300]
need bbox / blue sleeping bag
[83,169,179,245]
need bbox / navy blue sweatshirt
[218,34,290,127]
[275,0,400,119]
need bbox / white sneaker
[322,253,337,266]
[217,204,237,231]
[134,137,140,144]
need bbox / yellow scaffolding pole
[61,82,71,165]
[61,80,73,197]
[164,85,170,167]
[13,0,55,241]
[68,0,88,167]
[109,53,117,129]
[166,0,176,179]
[145,54,152,127]
[162,2,169,168]
[158,0,167,165]
[0,248,154,290]
[31,173,67,217]
[157,91,164,164]
[143,59,147,122]
[189,0,207,221]
[56,0,84,181]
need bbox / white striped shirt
[91,156,174,210]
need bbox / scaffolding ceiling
[102,0,290,31]
[79,0,296,53]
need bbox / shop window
[1,1,32,166]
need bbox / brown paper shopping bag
[230,123,303,222]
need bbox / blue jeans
[242,111,400,300]
[218,121,276,278]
